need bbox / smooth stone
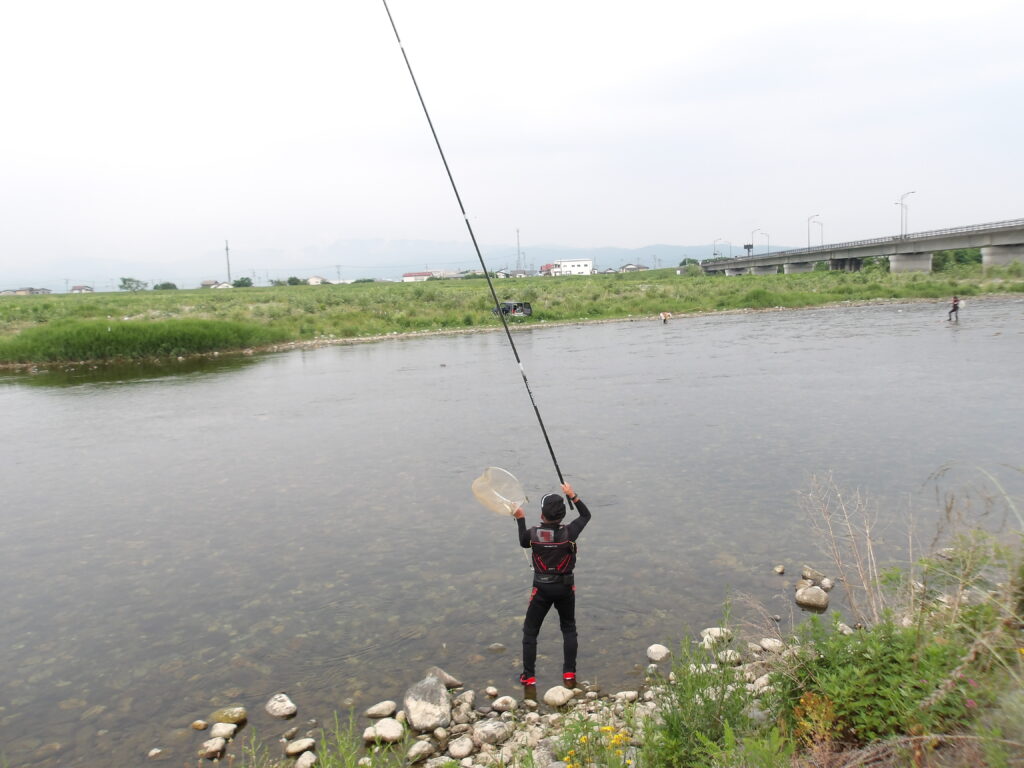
[209,706,247,724]
[773,564,785,574]
[209,722,237,739]
[365,700,397,718]
[199,737,226,759]
[794,579,814,591]
[491,696,516,712]
[759,638,785,653]
[614,691,639,702]
[407,741,435,763]
[283,727,300,739]
[820,577,834,592]
[425,666,464,689]
[484,687,498,698]
[448,735,475,759]
[372,717,405,744]
[190,720,208,731]
[795,586,830,610]
[147,748,163,759]
[542,686,574,707]
[296,752,318,768]
[487,643,506,653]
[801,565,826,582]
[285,738,316,757]
[838,623,855,635]
[453,690,476,707]
[403,676,452,731]
[646,643,671,662]
[266,693,298,719]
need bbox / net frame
[472,466,526,516]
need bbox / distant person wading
[513,483,591,689]
[948,295,960,322]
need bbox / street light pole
[814,220,824,247]
[807,214,820,251]
[750,228,760,257]
[713,237,722,258]
[896,191,916,237]
[761,231,770,257]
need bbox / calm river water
[1,297,1022,766]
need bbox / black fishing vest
[529,524,577,575]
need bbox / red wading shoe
[563,672,576,689]
[519,673,536,686]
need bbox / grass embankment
[1,264,1022,363]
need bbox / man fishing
[948,295,960,322]
[513,482,591,689]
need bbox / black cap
[541,493,566,521]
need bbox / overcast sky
[2,0,1022,289]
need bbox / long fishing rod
[381,0,571,501]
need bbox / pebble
[296,752,318,768]
[484,686,498,698]
[448,736,475,759]
[209,722,237,739]
[542,686,574,707]
[190,720,208,731]
[491,696,517,712]
[407,740,435,762]
[208,706,247,724]
[365,700,397,718]
[199,737,226,759]
[773,564,785,574]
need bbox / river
[1,297,1021,766]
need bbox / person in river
[948,295,960,322]
[513,482,591,689]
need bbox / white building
[549,259,594,276]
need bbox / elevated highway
[701,218,1024,275]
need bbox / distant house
[495,269,511,279]
[539,263,555,277]
[70,285,93,293]
[402,271,437,282]
[12,287,49,295]
[509,269,532,278]
[550,259,594,276]
[212,282,232,289]
[601,267,617,274]
[619,263,649,273]
[0,290,15,295]
[307,275,328,285]
[200,280,220,288]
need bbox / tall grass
[0,318,290,362]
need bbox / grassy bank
[2,265,1022,363]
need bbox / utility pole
[335,264,342,282]
[225,240,232,283]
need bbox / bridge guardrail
[708,217,1024,264]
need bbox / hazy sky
[2,0,1022,289]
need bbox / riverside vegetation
[1,261,1022,364]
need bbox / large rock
[801,565,826,582]
[295,752,318,768]
[646,644,671,662]
[759,638,785,653]
[542,686,574,708]
[425,666,463,689]
[265,693,297,719]
[403,676,452,731]
[365,700,397,718]
[795,586,830,611]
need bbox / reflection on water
[0,354,257,388]
[1,298,1022,766]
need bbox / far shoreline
[1,293,1018,373]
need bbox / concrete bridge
[701,218,1024,276]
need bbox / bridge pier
[724,267,747,276]
[750,265,778,275]
[889,252,933,273]
[829,258,862,272]
[982,244,1024,268]
[783,262,814,274]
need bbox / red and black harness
[529,524,577,585]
